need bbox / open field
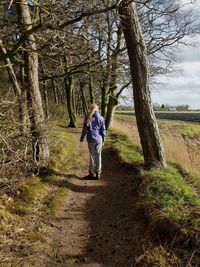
[116,110,200,123]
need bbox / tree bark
[76,88,81,115]
[105,95,118,129]
[65,76,77,127]
[52,78,59,106]
[63,56,76,127]
[105,24,122,129]
[42,79,49,119]
[119,1,166,168]
[19,65,28,133]
[80,81,88,117]
[88,73,94,104]
[101,81,108,118]
[17,0,49,161]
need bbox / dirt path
[35,126,153,267]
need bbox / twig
[186,249,197,267]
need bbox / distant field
[115,111,200,123]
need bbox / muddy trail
[33,126,155,267]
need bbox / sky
[152,0,200,110]
[152,37,200,109]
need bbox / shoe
[89,171,95,179]
[96,172,101,180]
[83,171,94,180]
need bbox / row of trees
[154,104,190,111]
[0,0,199,168]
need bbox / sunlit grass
[159,119,200,137]
[107,130,143,165]
[145,246,168,267]
[142,166,200,221]
[108,130,200,225]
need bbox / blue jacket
[80,112,106,143]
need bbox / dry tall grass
[113,117,200,174]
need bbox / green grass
[142,167,200,221]
[108,130,200,225]
[169,162,200,193]
[189,172,200,191]
[181,124,200,137]
[8,177,47,216]
[8,123,77,217]
[108,126,200,266]
[47,124,77,171]
[44,187,67,215]
[107,130,143,165]
[159,119,200,137]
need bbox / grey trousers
[88,142,102,174]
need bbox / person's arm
[80,121,87,142]
[100,118,106,143]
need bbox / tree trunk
[88,73,94,104]
[105,24,122,129]
[101,81,108,118]
[52,78,59,106]
[80,81,88,117]
[65,76,76,127]
[119,1,166,168]
[63,56,76,127]
[42,79,49,119]
[17,0,49,161]
[105,95,118,129]
[76,88,81,115]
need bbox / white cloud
[153,40,200,109]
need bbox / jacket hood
[93,111,101,118]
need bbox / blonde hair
[85,103,99,125]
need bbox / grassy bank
[0,122,78,266]
[107,130,200,266]
[114,113,200,176]
[115,113,200,138]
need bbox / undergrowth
[0,122,77,265]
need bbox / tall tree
[64,56,77,128]
[119,1,166,168]
[16,0,49,161]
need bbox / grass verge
[107,129,200,266]
[0,122,78,265]
[115,112,200,138]
[107,130,143,166]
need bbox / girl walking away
[80,103,106,180]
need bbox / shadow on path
[36,126,155,267]
[70,147,152,267]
